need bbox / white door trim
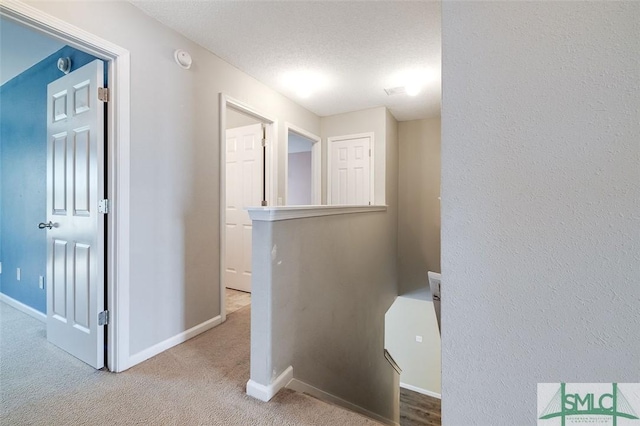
[219,94,277,321]
[0,0,131,372]
[326,132,375,205]
[284,123,321,205]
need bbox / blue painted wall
[0,46,102,313]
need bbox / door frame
[219,94,276,321]
[284,123,321,205]
[0,1,131,372]
[326,132,375,205]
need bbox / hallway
[0,302,378,425]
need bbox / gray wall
[225,107,261,130]
[252,212,399,422]
[287,151,312,205]
[442,2,640,424]
[28,1,320,359]
[397,118,441,295]
[385,294,441,395]
[385,108,399,228]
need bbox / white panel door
[329,136,371,205]
[45,60,105,369]
[225,123,263,293]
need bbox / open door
[44,59,106,369]
[225,123,264,293]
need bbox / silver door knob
[38,221,54,229]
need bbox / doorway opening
[284,123,320,205]
[219,95,276,320]
[0,2,130,372]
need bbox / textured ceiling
[131,1,441,121]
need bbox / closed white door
[225,123,263,292]
[45,60,105,369]
[328,135,371,205]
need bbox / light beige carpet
[0,302,379,425]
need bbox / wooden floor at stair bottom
[400,388,441,426]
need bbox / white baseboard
[127,315,222,367]
[400,382,441,399]
[0,293,46,322]
[246,365,293,402]
[287,378,399,426]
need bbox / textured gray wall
[397,118,441,295]
[442,2,640,424]
[252,212,399,422]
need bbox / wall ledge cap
[247,205,387,221]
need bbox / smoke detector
[174,49,192,69]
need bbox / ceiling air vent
[384,86,407,96]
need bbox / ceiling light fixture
[405,83,421,97]
[282,70,328,99]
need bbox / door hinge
[261,200,268,206]
[261,138,267,147]
[369,149,371,157]
[98,87,109,102]
[261,123,267,146]
[98,199,110,214]
[98,310,109,326]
